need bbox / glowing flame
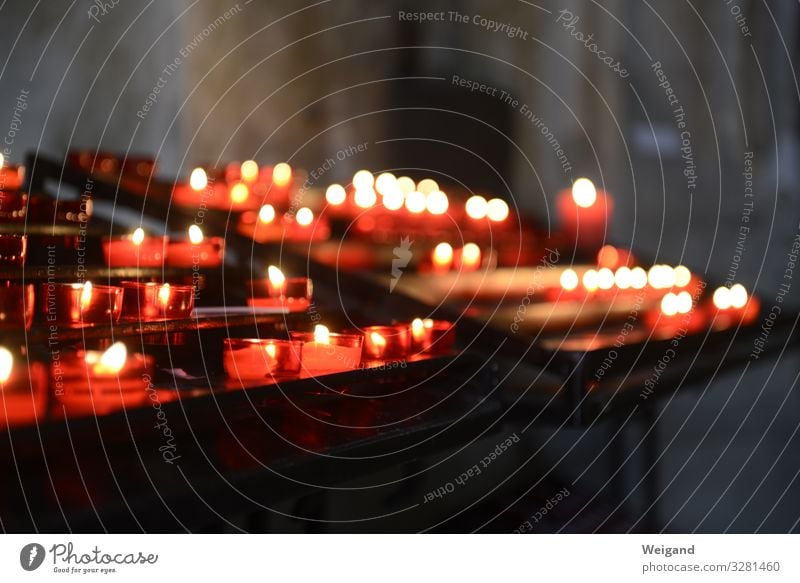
[296,207,314,226]
[597,245,619,268]
[396,176,416,195]
[713,286,731,310]
[189,168,208,191]
[375,173,397,196]
[647,265,675,289]
[572,178,597,208]
[560,269,579,291]
[661,293,679,317]
[353,170,374,190]
[369,331,387,350]
[158,283,171,307]
[432,242,453,269]
[630,267,648,289]
[93,342,127,375]
[258,204,276,223]
[325,184,347,206]
[465,195,488,220]
[240,160,259,183]
[267,265,286,287]
[382,187,405,211]
[411,318,425,341]
[80,281,93,310]
[674,265,692,288]
[314,324,330,344]
[0,153,4,170]
[354,188,377,209]
[614,266,632,289]
[131,227,145,246]
[417,178,439,195]
[486,198,509,222]
[597,267,615,290]
[0,347,13,384]
[230,182,249,204]
[461,243,481,268]
[265,343,277,359]
[426,190,449,215]
[582,269,599,292]
[729,284,748,309]
[676,291,693,313]
[272,163,292,186]
[405,191,427,214]
[188,224,204,244]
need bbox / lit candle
[43,281,123,326]
[646,290,706,333]
[173,167,228,209]
[0,154,25,191]
[486,198,510,223]
[425,190,449,216]
[102,228,168,267]
[247,266,312,312]
[361,325,409,361]
[465,195,488,220]
[0,346,47,427]
[556,177,613,253]
[290,325,363,376]
[408,318,456,356]
[282,207,330,241]
[432,242,454,273]
[457,243,482,271]
[120,282,194,321]
[223,338,303,382]
[0,282,34,330]
[708,284,759,328]
[166,224,225,268]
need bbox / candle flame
[676,291,693,313]
[597,267,615,290]
[465,195,488,220]
[189,167,208,191]
[614,266,632,289]
[729,284,748,309]
[560,269,579,291]
[396,176,416,195]
[630,267,648,289]
[230,182,249,204]
[354,188,377,209]
[0,347,13,384]
[582,269,599,292]
[661,293,679,317]
[426,190,449,215]
[131,227,145,246]
[93,342,127,375]
[265,343,277,359]
[240,160,259,183]
[158,283,171,307]
[486,198,509,222]
[597,245,619,268]
[296,207,314,226]
[0,153,4,170]
[572,178,597,208]
[80,281,93,310]
[375,172,397,195]
[674,265,692,288]
[272,162,292,187]
[188,224,204,244]
[382,187,405,211]
[267,265,286,286]
[353,169,374,190]
[461,243,481,267]
[712,286,731,310]
[258,204,276,223]
[411,318,425,340]
[417,178,439,195]
[432,242,453,268]
[314,324,330,344]
[370,331,387,348]
[405,191,427,214]
[325,184,347,206]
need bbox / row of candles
[173,163,294,211]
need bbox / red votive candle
[223,338,303,381]
[0,234,27,266]
[409,318,456,356]
[120,282,194,321]
[166,225,224,268]
[0,347,48,427]
[0,155,25,191]
[360,325,409,361]
[290,325,363,375]
[247,266,312,312]
[0,282,34,330]
[102,228,168,267]
[556,178,613,253]
[708,284,760,329]
[42,282,123,326]
[282,207,330,242]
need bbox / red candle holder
[102,232,168,267]
[223,338,303,381]
[0,348,48,427]
[246,277,312,312]
[120,282,194,321]
[359,325,409,361]
[42,282,123,326]
[0,282,34,330]
[54,342,154,414]
[0,163,25,191]
[290,329,363,375]
[556,179,613,253]
[173,181,229,209]
[708,297,761,330]
[408,319,456,356]
[0,234,26,266]
[166,232,225,268]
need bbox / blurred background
[0,0,798,531]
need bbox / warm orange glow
[188,224,204,244]
[79,281,93,310]
[230,182,250,204]
[661,293,679,317]
[91,342,127,375]
[131,227,145,246]
[597,267,615,290]
[354,188,377,208]
[674,265,692,288]
[432,242,454,269]
[461,243,481,269]
[713,286,731,310]
[375,173,397,195]
[597,245,619,268]
[486,198,509,222]
[405,191,427,214]
[729,284,748,309]
[0,347,13,384]
[258,204,276,223]
[426,190,449,215]
[0,153,4,170]
[614,266,632,289]
[314,324,330,344]
[396,176,416,195]
[296,207,314,226]
[630,267,648,289]
[353,170,374,190]
[189,167,208,191]
[272,162,292,186]
[240,160,259,183]
[265,343,277,359]
[560,269,579,291]
[369,331,387,349]
[465,196,488,220]
[417,178,439,195]
[572,178,597,208]
[582,269,599,292]
[411,318,425,341]
[267,265,286,287]
[676,291,693,313]
[647,265,675,289]
[382,187,404,211]
[325,184,347,206]
[158,284,171,307]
